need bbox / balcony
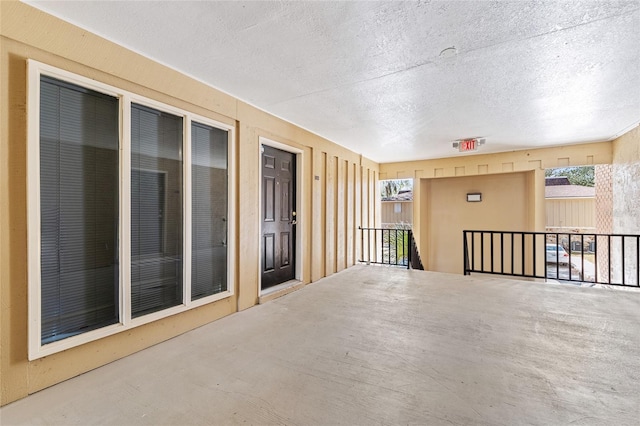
[2,265,639,424]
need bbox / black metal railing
[463,230,640,288]
[359,227,423,269]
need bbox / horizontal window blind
[131,103,183,317]
[32,66,234,355]
[191,122,228,300]
[40,76,119,344]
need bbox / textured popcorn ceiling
[26,1,640,163]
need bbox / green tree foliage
[545,166,595,187]
[380,179,412,200]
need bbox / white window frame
[27,60,235,360]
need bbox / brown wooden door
[261,145,296,289]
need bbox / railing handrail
[463,229,640,238]
[358,226,411,230]
[463,229,640,288]
[357,226,422,269]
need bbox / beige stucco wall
[422,172,533,274]
[380,142,613,265]
[0,2,378,405]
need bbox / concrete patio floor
[2,265,639,425]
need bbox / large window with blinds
[191,122,228,300]
[131,104,184,317]
[28,61,234,359]
[39,76,120,344]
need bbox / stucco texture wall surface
[423,172,533,274]
[380,142,613,263]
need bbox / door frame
[258,136,304,297]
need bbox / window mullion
[184,116,192,306]
[27,61,43,359]
[121,95,132,325]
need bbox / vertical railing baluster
[533,233,537,277]
[481,232,485,273]
[389,229,392,265]
[567,234,572,281]
[544,232,548,280]
[471,232,475,272]
[490,231,494,274]
[608,235,612,284]
[358,226,362,263]
[621,236,625,286]
[593,234,598,283]
[500,232,504,274]
[511,233,514,275]
[463,231,467,275]
[408,230,412,269]
[521,232,525,276]
[581,234,585,282]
